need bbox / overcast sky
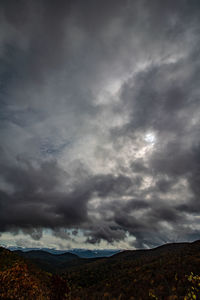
[0,0,200,250]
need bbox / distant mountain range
[1,240,200,299]
[8,246,121,258]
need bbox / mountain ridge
[1,240,200,299]
[8,246,120,258]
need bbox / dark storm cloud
[93,174,135,197]
[0,159,90,231]
[108,53,200,246]
[130,159,148,174]
[0,0,125,90]
[0,155,136,235]
[0,0,200,248]
[86,225,126,244]
[0,0,71,81]
[154,178,175,194]
[118,52,200,134]
[87,196,185,247]
[108,40,200,246]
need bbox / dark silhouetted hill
[0,247,69,299]
[62,240,200,299]
[14,248,102,273]
[1,240,200,299]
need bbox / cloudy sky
[0,0,200,250]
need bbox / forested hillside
[0,247,68,300]
[1,241,200,299]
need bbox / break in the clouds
[0,0,200,249]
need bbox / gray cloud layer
[0,0,200,248]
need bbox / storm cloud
[0,0,200,249]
